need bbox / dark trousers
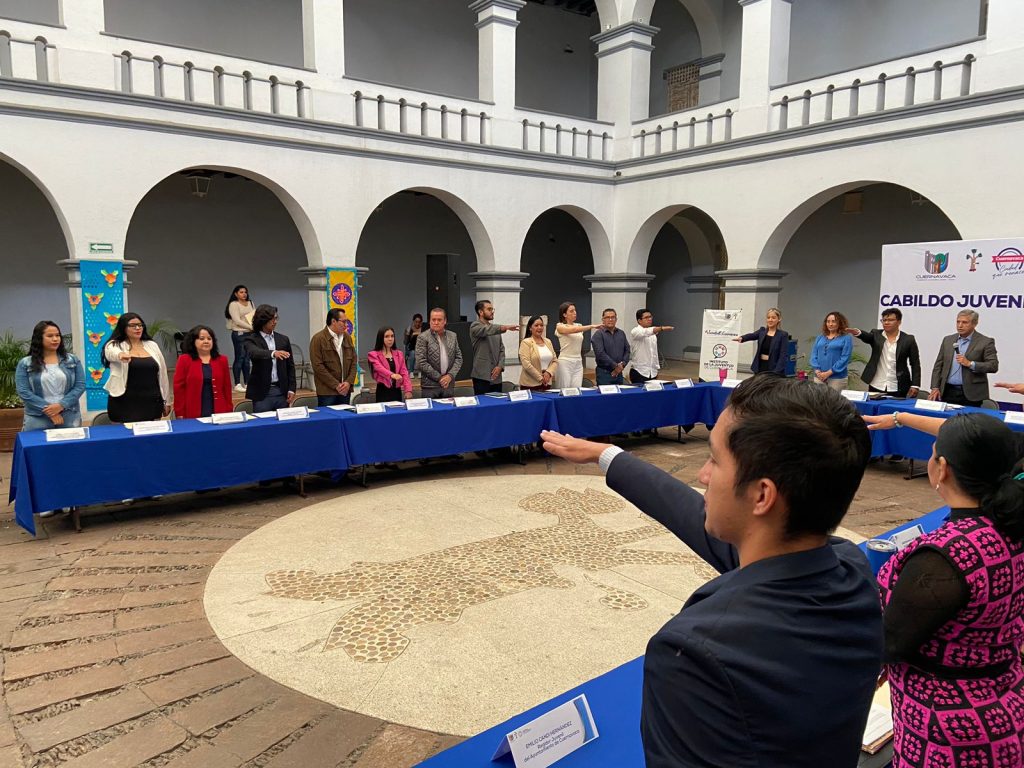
[629,369,654,384]
[317,393,351,407]
[231,331,251,385]
[473,378,502,395]
[596,368,625,386]
[868,385,907,398]
[253,384,288,412]
[942,384,981,408]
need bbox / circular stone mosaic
[205,475,857,735]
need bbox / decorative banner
[699,309,742,380]
[327,268,359,386]
[880,237,1024,405]
[80,260,124,410]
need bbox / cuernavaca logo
[965,249,983,273]
[916,249,955,281]
[712,344,728,359]
[331,283,354,305]
[991,247,1024,279]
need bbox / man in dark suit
[848,307,921,397]
[929,309,999,406]
[243,304,296,412]
[541,376,881,768]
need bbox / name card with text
[1004,411,1024,425]
[914,399,947,412]
[509,390,532,402]
[276,406,309,421]
[492,694,598,768]
[131,421,171,436]
[454,396,479,407]
[598,385,619,395]
[721,378,742,389]
[45,427,89,442]
[674,378,694,388]
[841,390,868,402]
[643,381,665,391]
[890,524,925,550]
[211,412,247,424]
[355,403,386,414]
[561,387,581,397]
[405,398,432,411]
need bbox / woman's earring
[935,484,940,491]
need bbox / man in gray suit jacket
[415,308,463,398]
[470,300,518,395]
[929,310,999,406]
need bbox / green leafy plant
[0,330,29,409]
[146,319,181,361]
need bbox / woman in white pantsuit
[554,302,598,389]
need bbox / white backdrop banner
[879,237,1024,405]
[699,309,742,380]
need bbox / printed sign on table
[699,309,742,381]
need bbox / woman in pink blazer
[367,326,412,403]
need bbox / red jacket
[366,349,412,394]
[173,354,233,419]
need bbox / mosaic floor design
[205,475,785,735]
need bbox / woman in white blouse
[554,301,598,389]
[224,284,254,392]
[519,315,558,390]
[103,313,169,423]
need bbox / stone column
[585,272,653,325]
[60,0,105,32]
[734,0,792,137]
[591,22,658,159]
[715,268,787,372]
[976,0,1024,92]
[472,0,525,113]
[302,0,346,76]
[469,270,527,382]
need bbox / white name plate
[1004,411,1024,425]
[840,390,868,402]
[131,420,171,436]
[276,406,309,420]
[508,389,532,402]
[890,524,925,550]
[561,387,581,397]
[674,378,694,388]
[211,411,246,424]
[643,381,665,391]
[492,694,598,768]
[454,396,479,407]
[355,403,385,414]
[405,398,432,411]
[721,378,742,389]
[914,399,947,412]
[598,385,619,395]
[45,427,89,442]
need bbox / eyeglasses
[126,323,144,329]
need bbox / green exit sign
[89,242,114,254]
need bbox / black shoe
[887,454,905,463]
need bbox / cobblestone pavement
[0,431,938,767]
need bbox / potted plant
[0,330,28,452]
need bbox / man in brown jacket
[309,308,357,406]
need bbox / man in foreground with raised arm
[541,375,882,768]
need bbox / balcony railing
[631,101,738,158]
[0,31,54,82]
[353,91,489,145]
[518,117,610,160]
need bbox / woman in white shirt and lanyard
[224,284,254,392]
[554,301,598,389]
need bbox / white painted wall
[0,160,70,341]
[777,183,961,364]
[515,4,600,119]
[788,0,983,83]
[649,0,701,117]
[103,0,305,67]
[0,0,58,25]
[646,223,716,359]
[719,0,742,101]
[344,0,478,98]
[355,192,478,355]
[124,174,309,366]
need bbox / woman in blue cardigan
[733,308,790,375]
[809,311,853,391]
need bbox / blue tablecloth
[869,403,1024,460]
[335,396,559,465]
[8,411,351,535]
[547,383,722,438]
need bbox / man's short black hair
[475,300,491,316]
[636,308,652,322]
[326,307,346,326]
[726,374,871,537]
[602,308,616,317]
[881,308,902,321]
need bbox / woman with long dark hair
[103,312,169,423]
[404,313,423,378]
[367,326,412,403]
[224,284,254,392]
[809,311,853,391]
[173,325,233,419]
[15,320,86,432]
[865,411,1024,767]
[519,315,558,390]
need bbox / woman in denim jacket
[15,320,86,432]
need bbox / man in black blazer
[243,304,297,412]
[929,310,999,406]
[541,376,881,768]
[848,307,921,397]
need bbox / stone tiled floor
[0,432,939,767]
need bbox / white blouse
[40,364,67,403]
[537,344,554,371]
[556,324,584,360]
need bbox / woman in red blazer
[366,326,412,403]
[173,325,233,419]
